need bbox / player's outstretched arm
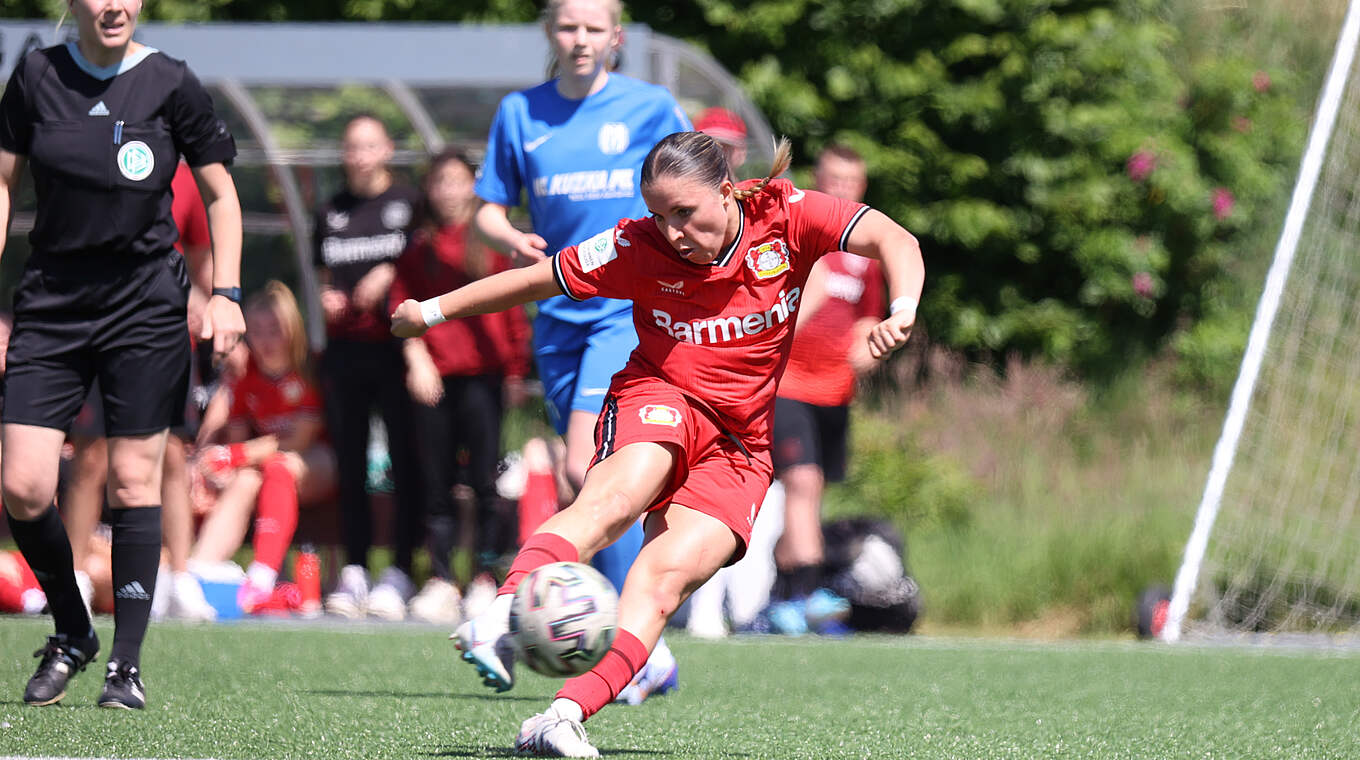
[843,208,925,359]
[391,257,562,338]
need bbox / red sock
[556,629,648,720]
[518,470,559,545]
[497,532,578,596]
[252,455,298,573]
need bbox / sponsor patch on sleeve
[577,228,619,273]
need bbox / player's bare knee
[633,562,696,621]
[108,466,160,506]
[2,478,57,519]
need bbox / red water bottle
[295,544,321,618]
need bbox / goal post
[1163,0,1360,642]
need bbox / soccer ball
[510,561,619,677]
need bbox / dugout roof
[0,21,774,344]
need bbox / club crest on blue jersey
[117,141,154,181]
[745,239,790,279]
[597,122,631,155]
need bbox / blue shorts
[533,313,637,435]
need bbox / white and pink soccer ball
[510,562,619,677]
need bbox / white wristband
[889,296,918,317]
[419,297,446,327]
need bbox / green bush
[634,0,1303,381]
[822,414,978,533]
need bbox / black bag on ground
[822,517,921,633]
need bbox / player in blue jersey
[472,0,689,704]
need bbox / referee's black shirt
[0,43,236,257]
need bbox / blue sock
[591,519,643,594]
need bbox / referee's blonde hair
[641,132,792,201]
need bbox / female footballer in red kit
[392,131,923,757]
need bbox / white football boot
[515,703,599,758]
[453,593,515,692]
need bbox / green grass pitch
[0,617,1356,759]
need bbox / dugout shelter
[0,21,774,346]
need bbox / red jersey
[228,359,325,440]
[171,162,210,255]
[553,179,867,449]
[389,224,531,379]
[778,252,885,406]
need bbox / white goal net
[1165,0,1360,641]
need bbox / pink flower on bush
[1253,71,1271,93]
[1127,150,1157,182]
[1132,272,1155,299]
[1232,116,1252,133]
[1212,187,1235,220]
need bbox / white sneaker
[409,577,462,627]
[453,596,515,692]
[168,571,216,622]
[461,572,499,620]
[367,567,414,621]
[324,564,370,619]
[515,706,599,758]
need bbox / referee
[0,0,244,710]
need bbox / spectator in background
[765,144,888,635]
[693,107,747,177]
[391,150,531,626]
[473,0,691,702]
[189,281,335,615]
[314,114,425,621]
[61,161,218,624]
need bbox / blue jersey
[476,74,691,324]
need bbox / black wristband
[212,286,242,304]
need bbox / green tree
[628,0,1301,377]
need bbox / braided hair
[641,132,792,200]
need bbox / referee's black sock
[6,505,93,639]
[109,506,162,668]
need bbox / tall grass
[1166,0,1349,99]
[828,352,1223,635]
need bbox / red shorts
[593,379,773,562]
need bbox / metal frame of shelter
[0,21,775,347]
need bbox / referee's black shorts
[2,249,191,437]
[771,396,851,483]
